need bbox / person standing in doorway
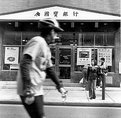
[17,18,67,118]
[87,59,98,99]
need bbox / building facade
[0,0,121,86]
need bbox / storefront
[0,5,121,86]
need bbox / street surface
[0,104,121,118]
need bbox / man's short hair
[100,57,105,61]
[40,28,52,37]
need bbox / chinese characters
[34,11,79,18]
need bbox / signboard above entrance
[0,6,120,20]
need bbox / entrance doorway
[50,45,72,79]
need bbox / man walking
[17,18,67,118]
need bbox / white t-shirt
[17,36,53,96]
[100,62,107,69]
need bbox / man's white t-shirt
[17,36,53,96]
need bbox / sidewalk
[0,81,121,107]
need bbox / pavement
[0,81,121,107]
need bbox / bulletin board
[4,47,19,64]
[97,48,112,66]
[77,48,91,65]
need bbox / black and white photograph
[0,0,121,118]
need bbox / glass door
[57,46,72,79]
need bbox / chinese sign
[97,48,112,66]
[0,6,120,20]
[34,10,79,18]
[77,48,91,65]
[5,47,19,64]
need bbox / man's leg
[88,80,93,99]
[20,95,45,118]
[92,80,96,99]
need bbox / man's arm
[20,54,33,96]
[46,67,63,91]
[87,67,89,81]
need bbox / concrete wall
[116,27,121,83]
[0,0,120,15]
[0,71,17,81]
[0,27,3,80]
[115,28,121,73]
[115,27,121,84]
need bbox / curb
[0,101,121,107]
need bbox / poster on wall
[77,48,91,65]
[97,48,112,66]
[5,47,19,64]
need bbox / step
[44,79,82,87]
[0,80,83,88]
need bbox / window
[59,48,71,65]
[3,32,21,45]
[2,32,40,70]
[78,33,114,46]
[105,33,114,46]
[75,33,115,72]
[59,32,78,45]
[95,34,104,46]
[75,47,114,72]
[83,34,94,46]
